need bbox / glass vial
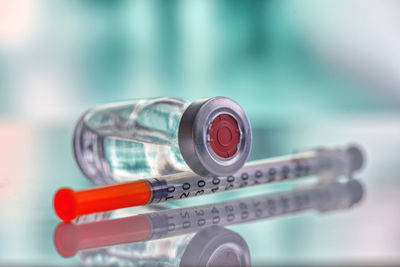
[73,97,252,185]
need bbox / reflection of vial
[73,97,252,184]
[77,225,251,267]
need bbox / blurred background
[0,0,400,265]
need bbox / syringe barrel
[54,145,364,222]
[149,146,364,204]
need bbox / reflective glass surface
[1,118,399,265]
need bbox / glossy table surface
[1,114,399,265]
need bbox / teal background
[0,0,400,265]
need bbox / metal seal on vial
[178,97,252,177]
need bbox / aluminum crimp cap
[178,96,252,177]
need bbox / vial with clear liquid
[73,97,252,185]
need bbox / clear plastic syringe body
[73,97,252,185]
[148,145,364,204]
[53,145,364,222]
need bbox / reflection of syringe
[54,145,364,222]
[54,179,364,257]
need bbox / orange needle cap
[54,180,152,222]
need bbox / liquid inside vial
[74,98,191,185]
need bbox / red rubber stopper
[208,114,240,158]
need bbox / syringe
[54,145,364,222]
[54,179,364,257]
